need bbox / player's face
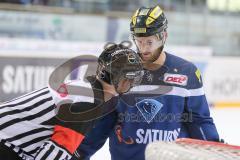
[116,78,134,94]
[134,35,163,62]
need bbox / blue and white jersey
[75,52,219,160]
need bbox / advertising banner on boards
[0,57,66,101]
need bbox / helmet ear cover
[97,67,112,84]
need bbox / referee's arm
[34,101,98,160]
[34,124,85,160]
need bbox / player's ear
[163,31,168,40]
[160,31,168,45]
[165,32,168,38]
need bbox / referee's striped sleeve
[34,140,71,160]
[0,83,93,159]
[0,87,56,158]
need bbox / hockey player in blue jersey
[74,5,220,160]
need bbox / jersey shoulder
[165,52,197,76]
[164,52,201,89]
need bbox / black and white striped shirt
[0,81,95,160]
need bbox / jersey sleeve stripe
[131,85,205,97]
[165,86,205,97]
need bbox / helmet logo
[132,17,137,26]
[131,9,139,26]
[111,48,132,57]
[149,6,163,19]
[146,17,155,26]
[128,53,137,64]
[134,28,146,33]
[139,9,150,16]
[145,6,163,26]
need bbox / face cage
[111,70,144,93]
[125,70,144,87]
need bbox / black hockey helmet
[130,5,168,38]
[97,41,144,90]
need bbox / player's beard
[140,46,163,63]
[139,46,164,70]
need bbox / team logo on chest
[136,99,163,123]
[163,73,188,86]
